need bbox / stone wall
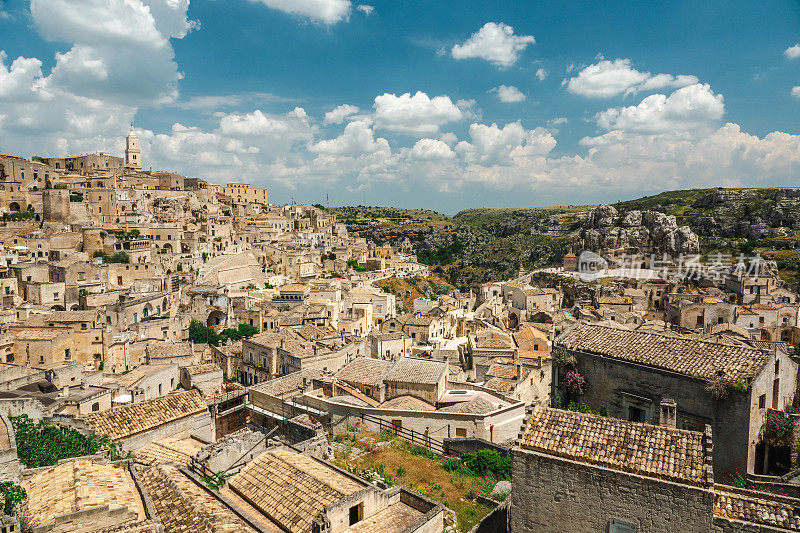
[510,447,715,533]
[468,499,509,533]
[559,350,752,478]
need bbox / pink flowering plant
[762,409,796,447]
[562,369,586,396]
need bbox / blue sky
[1,0,799,214]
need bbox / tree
[103,251,130,264]
[238,323,258,338]
[188,320,219,346]
[0,481,25,515]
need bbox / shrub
[762,410,796,447]
[10,415,123,468]
[0,481,25,515]
[462,449,512,480]
[562,369,586,395]
[188,320,220,346]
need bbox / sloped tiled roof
[556,323,770,381]
[484,378,516,393]
[380,395,436,411]
[519,407,709,487]
[139,464,256,532]
[334,357,393,387]
[85,390,207,441]
[230,449,366,533]
[343,502,424,533]
[384,357,446,385]
[485,363,518,380]
[134,436,205,467]
[148,342,193,359]
[23,459,145,528]
[185,363,221,375]
[714,486,800,530]
[439,396,498,414]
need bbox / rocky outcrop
[575,205,700,257]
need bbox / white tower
[125,125,141,170]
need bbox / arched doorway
[207,310,226,327]
[8,202,20,212]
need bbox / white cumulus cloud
[250,0,351,24]
[490,85,526,103]
[565,58,698,98]
[323,104,359,125]
[311,119,387,156]
[792,86,800,98]
[596,83,724,134]
[356,4,373,15]
[410,138,455,160]
[372,91,469,135]
[785,44,800,59]
[535,68,548,81]
[451,22,535,67]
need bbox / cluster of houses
[0,137,799,532]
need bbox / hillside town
[0,132,798,533]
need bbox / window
[759,394,766,409]
[91,402,100,412]
[348,503,363,526]
[78,272,85,281]
[775,360,780,374]
[455,428,467,438]
[773,378,780,409]
[627,406,645,423]
[64,349,70,360]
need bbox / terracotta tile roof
[519,407,709,487]
[113,364,175,388]
[557,323,769,381]
[484,378,516,393]
[185,363,222,375]
[475,338,514,349]
[344,502,424,533]
[139,464,256,532]
[230,449,366,533]
[439,397,498,414]
[23,459,145,528]
[11,328,70,341]
[380,395,436,411]
[85,390,207,441]
[334,357,393,387]
[135,436,205,467]
[714,486,800,530]
[384,358,446,385]
[99,521,160,533]
[486,363,518,380]
[249,369,323,398]
[147,342,193,359]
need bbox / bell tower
[125,124,141,170]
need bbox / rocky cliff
[575,204,700,258]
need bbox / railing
[355,412,446,455]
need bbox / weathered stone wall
[510,447,715,533]
[559,351,751,478]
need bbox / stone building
[510,407,800,533]
[554,323,799,477]
[84,389,211,451]
[226,447,443,533]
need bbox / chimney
[659,398,677,428]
